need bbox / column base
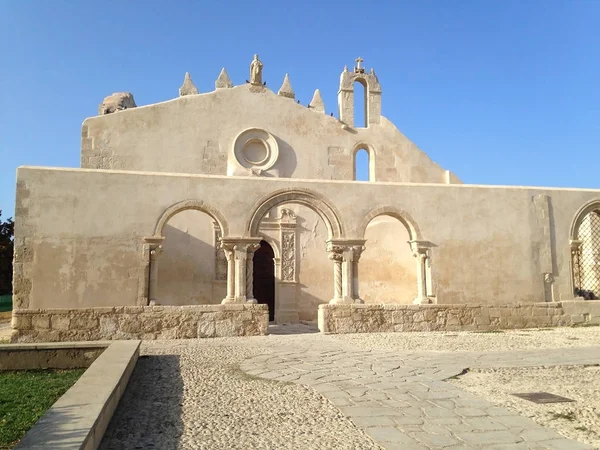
[413,296,433,305]
[329,296,354,304]
[246,298,258,304]
[353,297,364,304]
[221,296,235,304]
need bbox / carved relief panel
[281,231,296,282]
[214,224,227,281]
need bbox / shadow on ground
[99,355,183,450]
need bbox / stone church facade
[10,56,600,342]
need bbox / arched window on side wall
[572,208,600,300]
[353,80,367,128]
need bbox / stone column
[410,241,432,305]
[221,242,236,304]
[245,242,261,303]
[570,239,582,298]
[351,245,365,303]
[144,236,164,306]
[327,244,345,304]
[234,244,248,303]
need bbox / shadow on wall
[260,136,297,178]
[158,221,219,306]
[100,355,184,450]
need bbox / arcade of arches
[146,200,433,324]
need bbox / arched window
[353,80,367,128]
[573,208,600,300]
[354,148,370,181]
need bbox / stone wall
[318,301,600,334]
[11,304,268,343]
[14,167,600,310]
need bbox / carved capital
[246,242,261,255]
[409,240,431,258]
[327,243,345,263]
[351,245,365,262]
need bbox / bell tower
[337,57,382,127]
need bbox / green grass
[0,369,85,449]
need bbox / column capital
[144,236,165,258]
[144,236,165,248]
[220,237,262,252]
[569,239,582,251]
[408,240,432,257]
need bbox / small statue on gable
[250,54,264,85]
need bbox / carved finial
[250,54,263,85]
[277,73,295,99]
[354,57,365,73]
[215,68,233,89]
[309,89,325,113]
[179,72,199,96]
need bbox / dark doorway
[253,240,275,321]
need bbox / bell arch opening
[353,79,367,128]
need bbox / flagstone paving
[240,340,599,449]
[100,326,600,449]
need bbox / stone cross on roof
[354,57,365,73]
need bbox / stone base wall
[11,304,269,343]
[318,301,600,334]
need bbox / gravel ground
[100,337,382,450]
[100,326,600,449]
[331,326,600,352]
[450,365,600,448]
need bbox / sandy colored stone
[98,92,136,115]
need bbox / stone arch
[246,188,344,239]
[570,199,600,240]
[569,199,600,299]
[352,142,376,181]
[358,206,422,241]
[154,199,229,237]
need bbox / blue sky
[1,0,599,219]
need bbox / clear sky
[1,0,599,219]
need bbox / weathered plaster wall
[81,85,457,184]
[157,210,219,305]
[318,301,600,334]
[13,167,600,312]
[359,215,417,304]
[11,304,268,342]
[285,204,332,321]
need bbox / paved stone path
[241,344,599,449]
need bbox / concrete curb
[13,340,140,450]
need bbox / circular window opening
[243,139,269,165]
